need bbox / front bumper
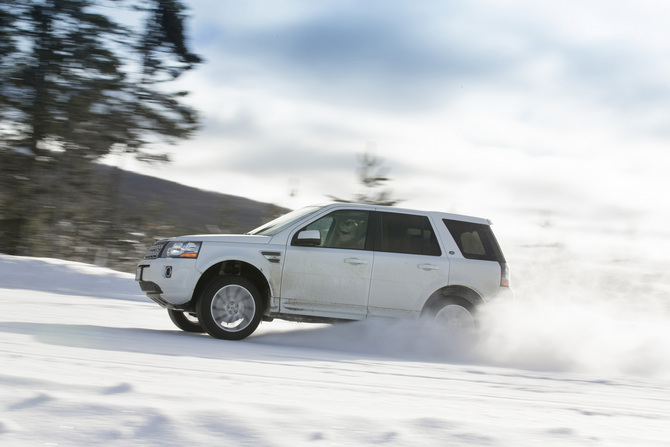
[135,258,200,306]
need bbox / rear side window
[443,219,505,262]
[379,212,441,256]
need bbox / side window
[294,210,370,250]
[379,212,441,256]
[442,219,505,262]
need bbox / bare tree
[329,146,401,206]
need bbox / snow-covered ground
[1,251,669,446]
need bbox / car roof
[316,202,492,225]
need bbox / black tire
[196,276,264,340]
[167,309,205,333]
[425,297,478,338]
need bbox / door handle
[345,258,368,265]
[418,263,439,271]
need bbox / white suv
[136,203,512,340]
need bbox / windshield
[247,206,323,236]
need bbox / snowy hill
[1,253,669,446]
[97,165,290,233]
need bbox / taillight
[500,262,510,287]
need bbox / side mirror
[294,230,322,246]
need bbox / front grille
[144,239,168,259]
[139,280,163,293]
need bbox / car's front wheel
[167,309,204,333]
[196,276,264,340]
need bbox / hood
[171,234,272,244]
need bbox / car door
[280,209,373,320]
[367,212,449,318]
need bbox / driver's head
[338,219,358,239]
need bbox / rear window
[443,219,505,262]
[379,212,441,256]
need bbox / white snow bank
[0,254,143,301]
[2,254,670,446]
[1,253,669,379]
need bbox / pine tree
[0,0,202,256]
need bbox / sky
[108,0,669,252]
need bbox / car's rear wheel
[167,309,204,333]
[196,276,263,340]
[426,297,477,338]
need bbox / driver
[333,219,360,249]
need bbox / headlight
[163,241,201,258]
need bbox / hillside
[99,165,290,234]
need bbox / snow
[1,253,669,446]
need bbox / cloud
[187,0,670,143]
[130,0,670,227]
[225,143,354,175]
[192,1,530,111]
